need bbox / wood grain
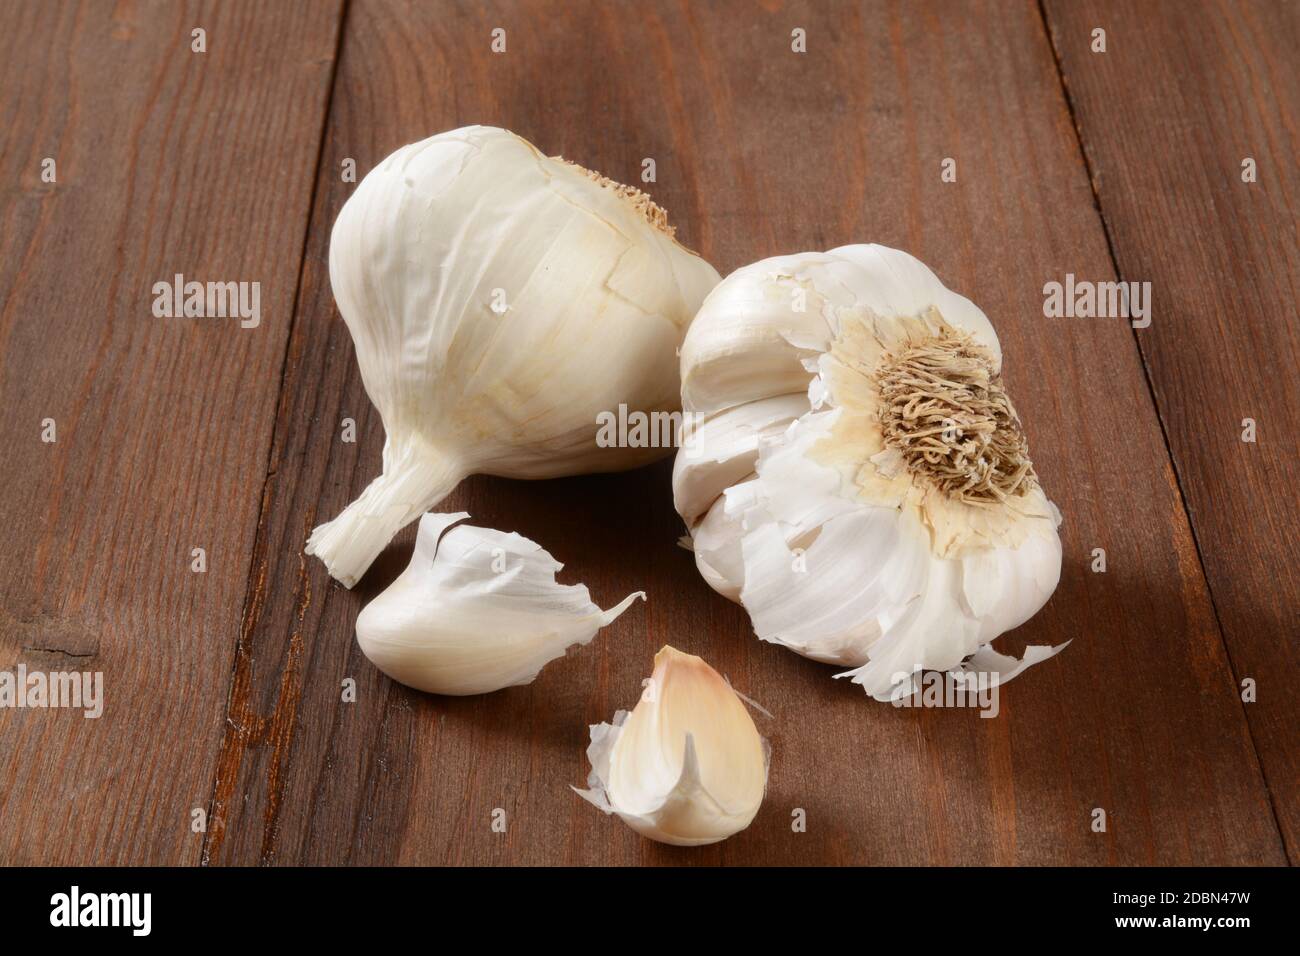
[0,0,343,863]
[200,0,1285,865]
[1041,0,1299,859]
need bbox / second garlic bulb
[308,126,721,587]
[674,245,1065,701]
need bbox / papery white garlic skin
[355,513,643,696]
[575,645,768,846]
[308,126,721,587]
[673,244,1065,701]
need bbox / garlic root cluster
[674,244,1065,700]
[307,126,720,588]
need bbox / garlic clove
[686,496,748,600]
[672,392,808,528]
[355,512,644,696]
[308,126,721,588]
[574,645,768,846]
[679,256,833,417]
[686,480,757,602]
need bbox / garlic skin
[355,513,644,696]
[673,245,1064,701]
[308,126,721,587]
[575,646,768,846]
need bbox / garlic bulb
[673,244,1064,701]
[308,126,721,587]
[355,512,644,695]
[575,645,768,846]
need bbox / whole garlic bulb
[355,512,644,696]
[673,244,1064,700]
[575,646,768,846]
[308,126,721,587]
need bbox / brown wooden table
[1,0,1295,866]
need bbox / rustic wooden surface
[0,0,1294,866]
[1044,0,1300,858]
[0,0,343,865]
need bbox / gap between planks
[199,0,353,868]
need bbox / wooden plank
[204,0,1286,864]
[1042,0,1299,859]
[0,1,343,863]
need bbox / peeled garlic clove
[355,512,644,696]
[673,244,1065,700]
[575,645,768,846]
[308,126,721,587]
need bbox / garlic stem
[306,439,464,589]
